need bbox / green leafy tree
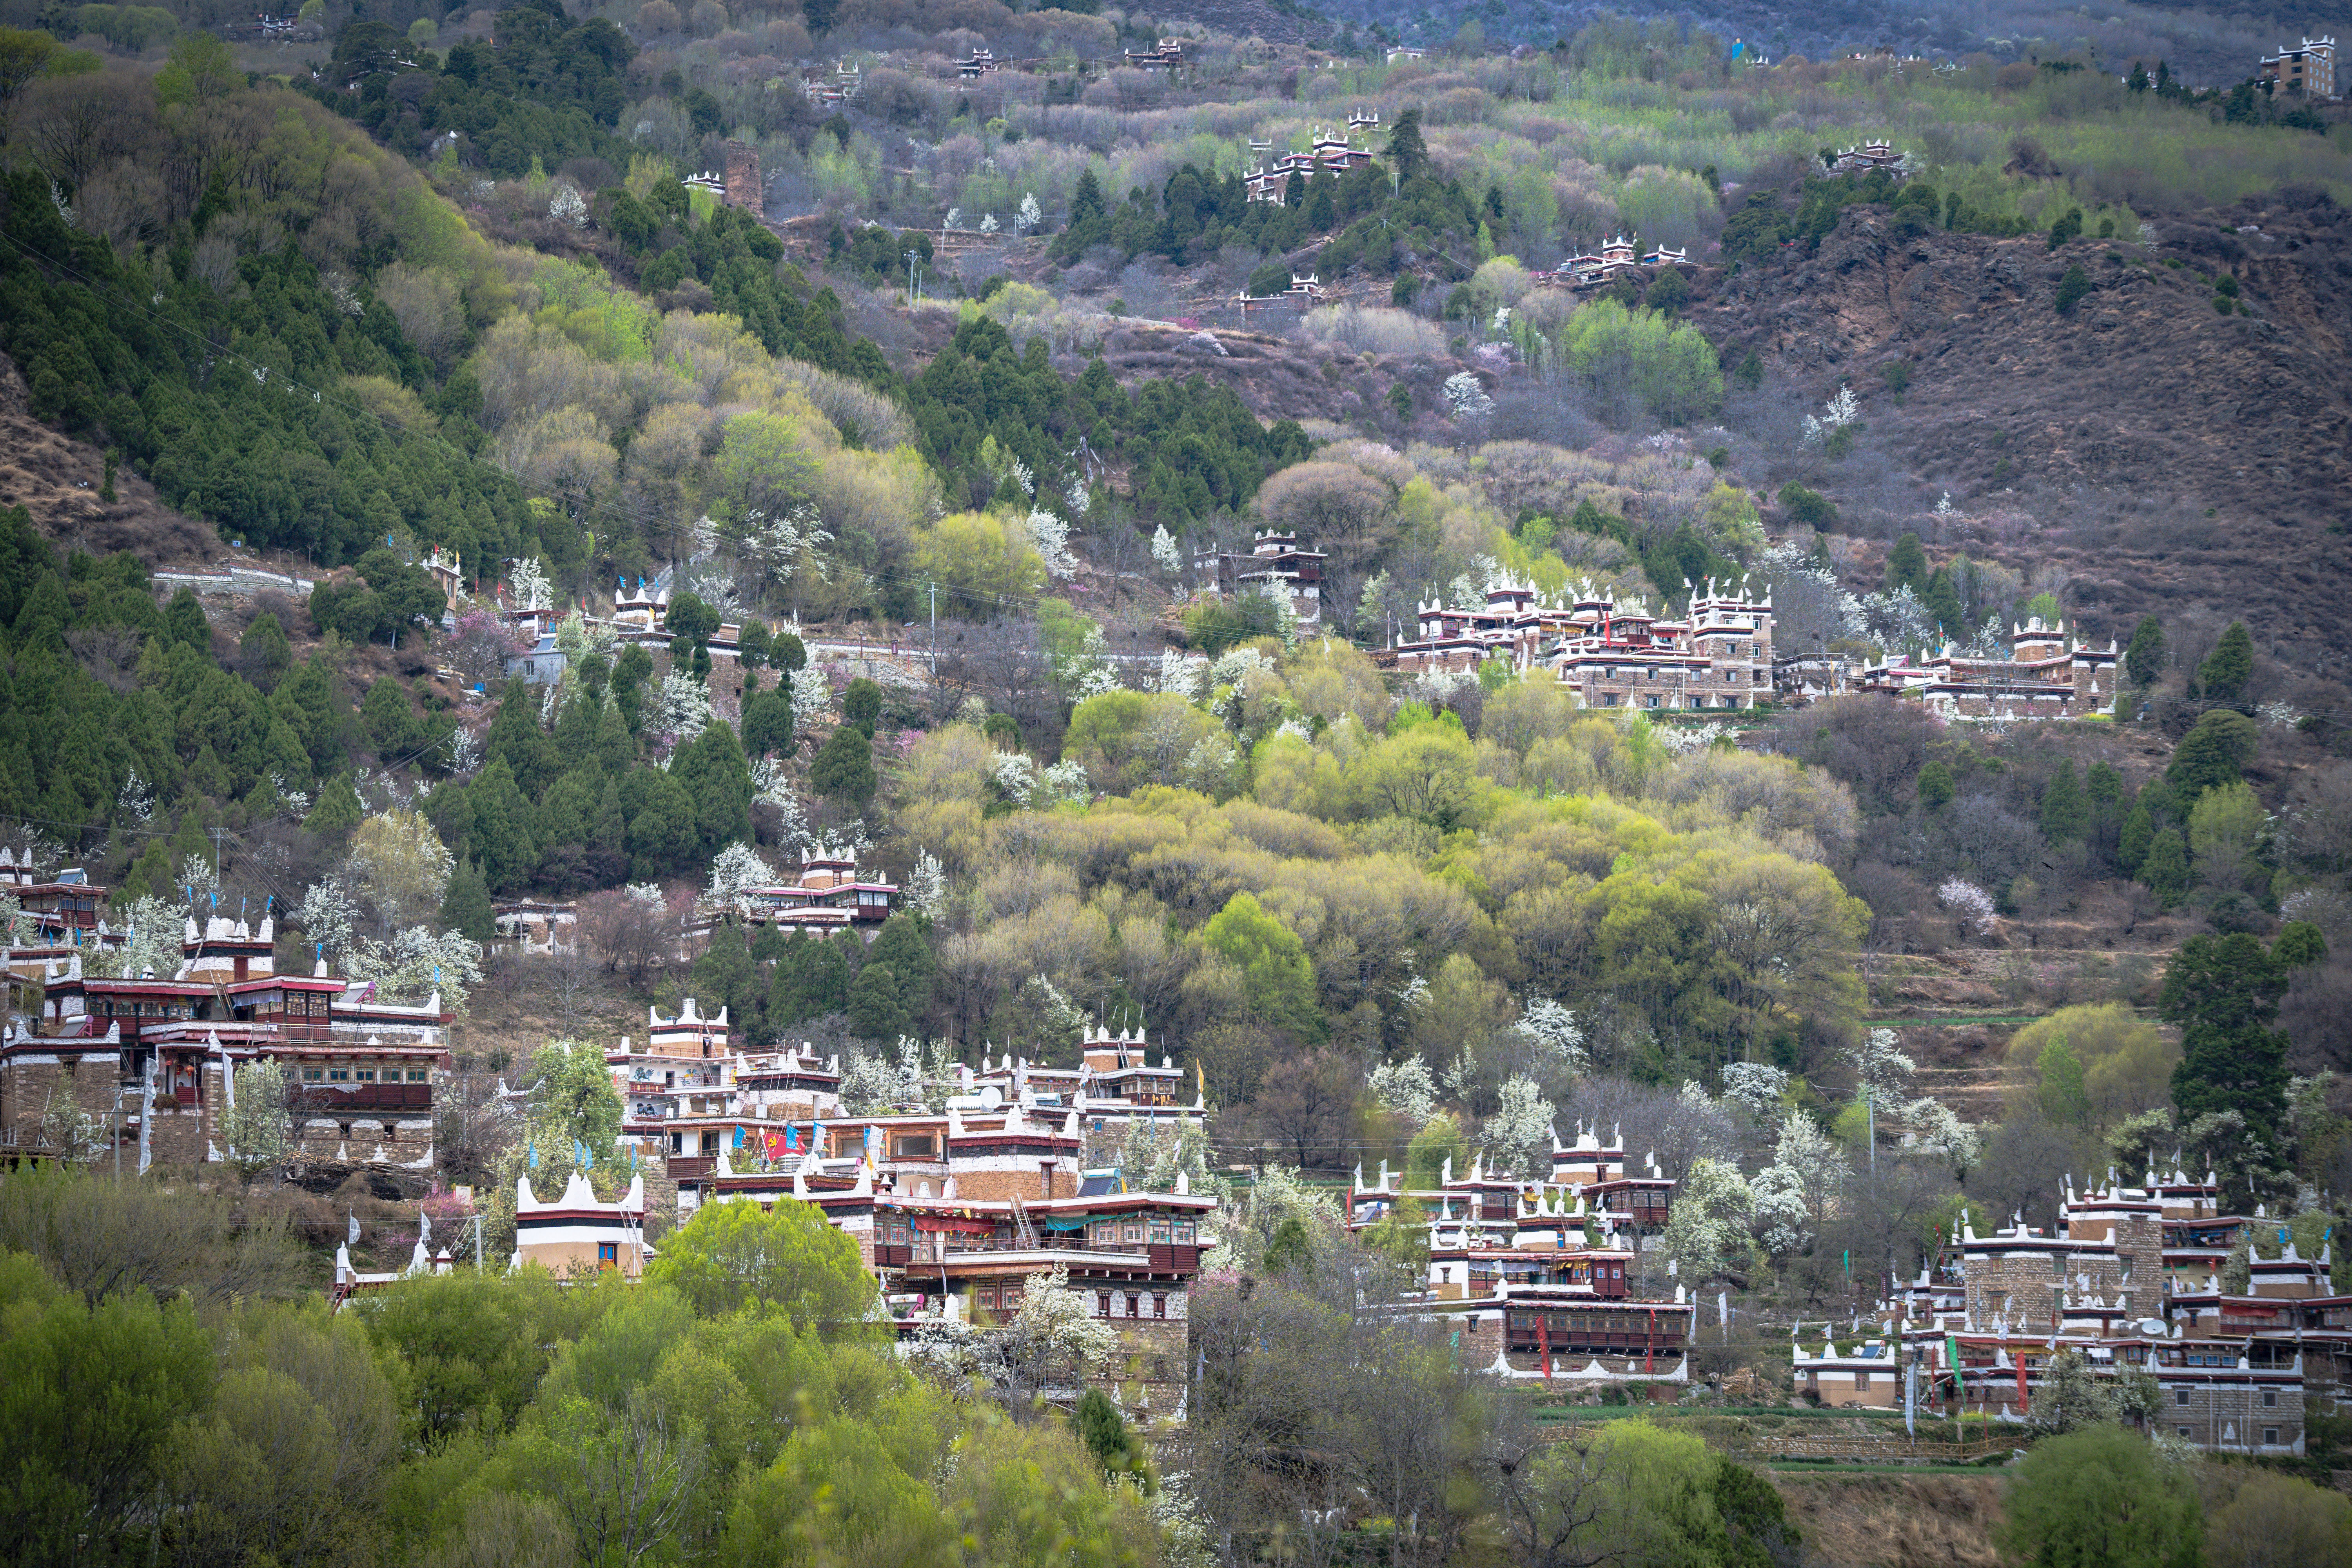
[527,1038,625,1160]
[2038,1036,2091,1129]
[0,1265,214,1564]
[1405,1112,1469,1189]
[1916,760,1954,810]
[646,1197,875,1325]
[1202,891,1323,1038]
[1998,1426,2200,1568]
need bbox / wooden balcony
[291,1082,432,1112]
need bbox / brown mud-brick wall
[723,142,762,212]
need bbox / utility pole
[927,580,938,673]
[904,248,921,303]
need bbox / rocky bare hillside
[1692,191,2352,681]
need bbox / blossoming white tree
[1481,1074,1556,1178]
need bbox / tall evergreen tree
[2039,762,2088,842]
[2198,621,2254,704]
[1386,107,1428,182]
[440,856,495,942]
[2124,615,2166,687]
[2164,932,2291,1144]
[1884,532,1929,595]
[810,725,876,805]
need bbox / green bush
[1777,483,1837,528]
[2054,264,2092,313]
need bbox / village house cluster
[1390,576,1776,712]
[1797,1167,2347,1454]
[1532,234,1690,291]
[0,859,453,1171]
[1857,617,2123,720]
[1348,1122,1695,1382]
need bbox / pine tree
[810,725,876,805]
[2118,800,2153,874]
[1386,107,1428,183]
[842,678,882,736]
[466,760,538,892]
[440,856,494,942]
[2167,710,2258,797]
[866,913,935,1024]
[741,686,794,759]
[2198,621,2253,703]
[306,772,363,833]
[1923,568,1964,638]
[593,699,635,773]
[2039,762,2088,842]
[2140,827,2189,908]
[846,962,907,1042]
[1069,166,1106,228]
[1885,532,1928,595]
[2164,932,2290,1143]
[2124,615,2166,687]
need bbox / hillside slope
[0,352,218,569]
[1693,191,2352,677]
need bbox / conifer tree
[440,856,494,942]
[810,725,876,805]
[2125,615,2166,687]
[2198,621,2253,704]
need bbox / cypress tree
[1885,532,1929,595]
[594,698,635,773]
[306,772,363,833]
[810,725,876,805]
[440,856,495,942]
[2125,615,2166,687]
[2197,621,2253,704]
[2140,827,2189,908]
[2039,762,2088,842]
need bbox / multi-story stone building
[1857,617,2121,719]
[1797,1169,2348,1454]
[1,915,452,1169]
[2261,36,2338,98]
[1390,578,1775,713]
[1343,1125,1696,1387]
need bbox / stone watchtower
[722,141,763,214]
